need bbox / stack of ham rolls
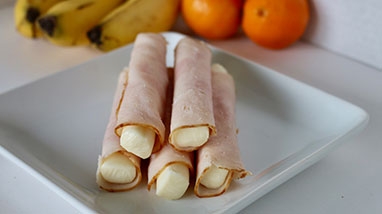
[96,33,250,200]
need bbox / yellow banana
[37,0,126,46]
[14,0,65,38]
[87,0,180,52]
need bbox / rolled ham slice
[194,64,251,198]
[148,68,194,200]
[169,37,216,151]
[97,70,142,192]
[115,33,169,157]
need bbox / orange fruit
[181,0,242,40]
[242,0,310,49]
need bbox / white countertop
[1,3,382,213]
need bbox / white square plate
[0,32,368,213]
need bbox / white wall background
[303,0,382,70]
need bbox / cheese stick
[148,68,194,200]
[194,64,251,198]
[148,144,193,200]
[169,37,216,151]
[97,70,142,191]
[115,33,169,159]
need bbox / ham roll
[148,69,194,200]
[169,37,216,152]
[115,33,169,159]
[194,64,251,198]
[97,70,142,192]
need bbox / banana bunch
[37,0,126,46]
[14,0,180,51]
[87,0,180,51]
[14,0,65,38]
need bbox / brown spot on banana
[38,16,57,37]
[26,7,40,23]
[87,25,103,45]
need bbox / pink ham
[169,37,216,151]
[96,70,142,191]
[148,68,194,192]
[115,33,169,153]
[194,65,250,197]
